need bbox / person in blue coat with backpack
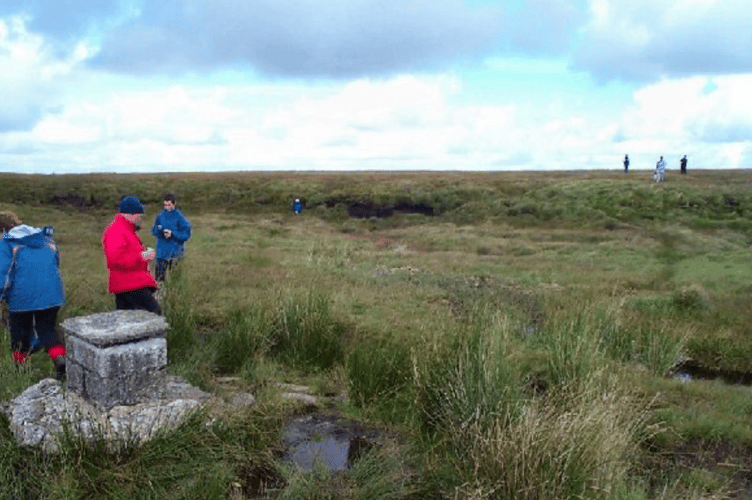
[0,211,66,376]
[151,193,191,282]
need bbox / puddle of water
[283,415,371,472]
[287,434,351,471]
[674,361,752,386]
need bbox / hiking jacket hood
[103,214,158,294]
[0,224,66,312]
[151,208,191,260]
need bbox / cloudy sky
[1,0,751,173]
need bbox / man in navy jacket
[151,193,191,282]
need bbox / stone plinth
[61,311,170,410]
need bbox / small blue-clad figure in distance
[293,198,303,214]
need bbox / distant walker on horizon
[653,156,667,183]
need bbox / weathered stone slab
[3,377,217,453]
[62,311,169,409]
[83,367,167,409]
[61,310,169,347]
[67,336,166,379]
[66,358,85,394]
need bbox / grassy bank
[2,170,752,499]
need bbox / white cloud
[576,0,752,81]
[3,3,752,175]
[0,16,89,132]
[0,17,51,131]
[685,76,752,143]
[34,116,100,144]
[225,76,471,169]
[6,66,750,173]
[611,75,752,169]
[617,76,752,144]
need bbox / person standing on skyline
[654,156,667,182]
[623,154,629,173]
[680,155,688,174]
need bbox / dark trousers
[9,307,62,353]
[155,259,177,282]
[115,288,162,315]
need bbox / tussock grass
[211,304,271,375]
[454,383,653,500]
[270,290,347,372]
[4,170,752,499]
[0,346,36,401]
[162,267,199,355]
[347,339,412,408]
[345,439,417,499]
[410,303,662,499]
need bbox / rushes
[212,305,271,374]
[162,263,347,376]
[208,289,348,375]
[535,307,610,387]
[162,266,199,360]
[347,339,411,408]
[456,384,651,500]
[270,291,346,372]
[412,303,659,500]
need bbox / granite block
[67,336,166,379]
[61,310,168,347]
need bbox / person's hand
[142,248,155,261]
[163,229,172,238]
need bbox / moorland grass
[3,170,752,499]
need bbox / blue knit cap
[119,197,144,214]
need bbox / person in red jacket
[102,197,161,315]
